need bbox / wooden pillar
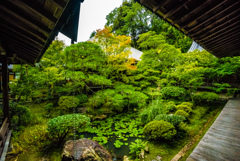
[2,54,10,121]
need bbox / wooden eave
[0,0,83,65]
[136,0,240,57]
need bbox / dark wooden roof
[0,0,83,65]
[136,0,240,57]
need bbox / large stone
[62,138,112,161]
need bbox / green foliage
[175,105,192,113]
[143,120,176,140]
[114,140,124,148]
[193,92,219,105]
[129,139,147,158]
[44,103,53,113]
[58,96,80,110]
[210,83,231,93]
[76,94,88,104]
[181,102,193,108]
[140,100,167,125]
[86,84,148,113]
[160,86,186,99]
[47,114,90,143]
[12,105,32,127]
[175,110,189,118]
[154,114,185,126]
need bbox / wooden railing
[0,118,9,157]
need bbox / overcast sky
[58,0,123,46]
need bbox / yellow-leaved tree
[92,27,137,83]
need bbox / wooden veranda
[0,0,84,159]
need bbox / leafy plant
[58,96,80,110]
[11,105,32,127]
[47,114,90,143]
[140,100,167,125]
[193,92,219,105]
[175,105,192,113]
[160,86,186,99]
[76,94,88,104]
[143,120,176,140]
[154,114,185,126]
[175,110,189,118]
[114,140,123,148]
[44,103,53,114]
[129,139,147,158]
[181,102,193,108]
[210,83,231,93]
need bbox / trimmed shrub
[181,102,193,108]
[11,105,32,126]
[175,110,189,118]
[176,105,192,113]
[47,114,90,143]
[193,92,219,105]
[76,94,88,104]
[44,103,53,113]
[143,120,176,140]
[160,86,186,99]
[58,96,80,110]
[154,114,185,126]
[165,104,176,112]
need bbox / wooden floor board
[187,98,240,161]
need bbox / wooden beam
[1,55,10,120]
[8,0,57,23]
[164,0,191,19]
[187,1,240,34]
[180,0,229,30]
[198,20,240,42]
[173,0,212,25]
[0,5,51,34]
[53,0,67,8]
[153,0,170,12]
[192,9,240,38]
[199,24,240,44]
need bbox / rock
[62,138,112,161]
[139,149,145,159]
[123,156,129,161]
[156,155,162,161]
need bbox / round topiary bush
[176,105,192,113]
[175,110,189,118]
[160,86,186,99]
[58,96,80,110]
[143,120,176,140]
[181,102,193,108]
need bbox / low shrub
[154,114,185,126]
[176,105,192,113]
[160,86,186,99]
[11,105,32,127]
[58,96,80,110]
[193,92,219,105]
[47,114,90,143]
[143,120,176,140]
[181,102,193,108]
[129,139,147,158]
[44,103,53,113]
[76,94,88,104]
[175,110,189,118]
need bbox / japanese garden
[2,1,240,161]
